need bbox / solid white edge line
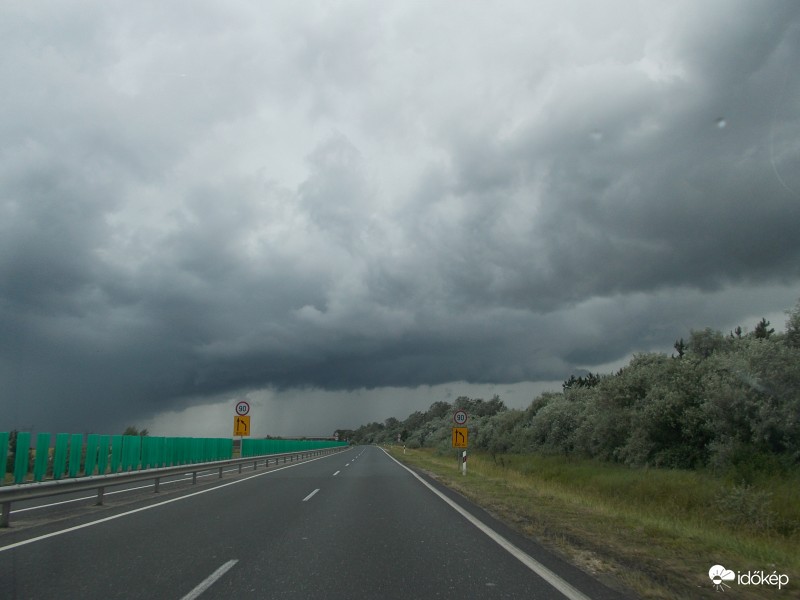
[380,448,592,600]
[333,471,340,476]
[0,452,341,553]
[180,559,238,600]
[302,488,320,502]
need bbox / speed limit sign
[453,410,468,425]
[235,401,250,416]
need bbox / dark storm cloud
[2,1,799,434]
[427,4,800,310]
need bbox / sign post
[452,410,468,475]
[233,401,251,438]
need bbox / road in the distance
[0,446,627,599]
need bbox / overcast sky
[2,1,799,438]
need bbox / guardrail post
[218,467,223,479]
[192,471,197,484]
[238,463,242,473]
[1,502,10,527]
[154,478,160,493]
[96,487,105,506]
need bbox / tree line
[341,300,800,477]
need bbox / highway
[0,446,627,599]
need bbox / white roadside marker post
[462,450,467,476]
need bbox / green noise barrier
[33,433,50,482]
[53,434,70,480]
[0,432,8,485]
[84,434,99,476]
[97,435,110,475]
[1,431,244,483]
[68,434,83,478]
[111,435,123,473]
[241,438,347,457]
[122,436,141,472]
[13,432,31,484]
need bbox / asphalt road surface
[0,446,627,599]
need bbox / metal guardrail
[0,446,347,527]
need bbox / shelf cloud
[2,1,799,435]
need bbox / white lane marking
[180,559,238,600]
[345,463,350,467]
[333,471,340,477]
[0,453,338,553]
[302,488,320,502]
[381,448,592,600]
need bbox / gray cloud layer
[2,1,799,433]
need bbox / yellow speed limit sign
[452,427,468,448]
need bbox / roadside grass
[387,446,799,600]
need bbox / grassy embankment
[387,446,800,600]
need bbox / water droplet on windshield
[590,130,603,141]
[716,118,727,129]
